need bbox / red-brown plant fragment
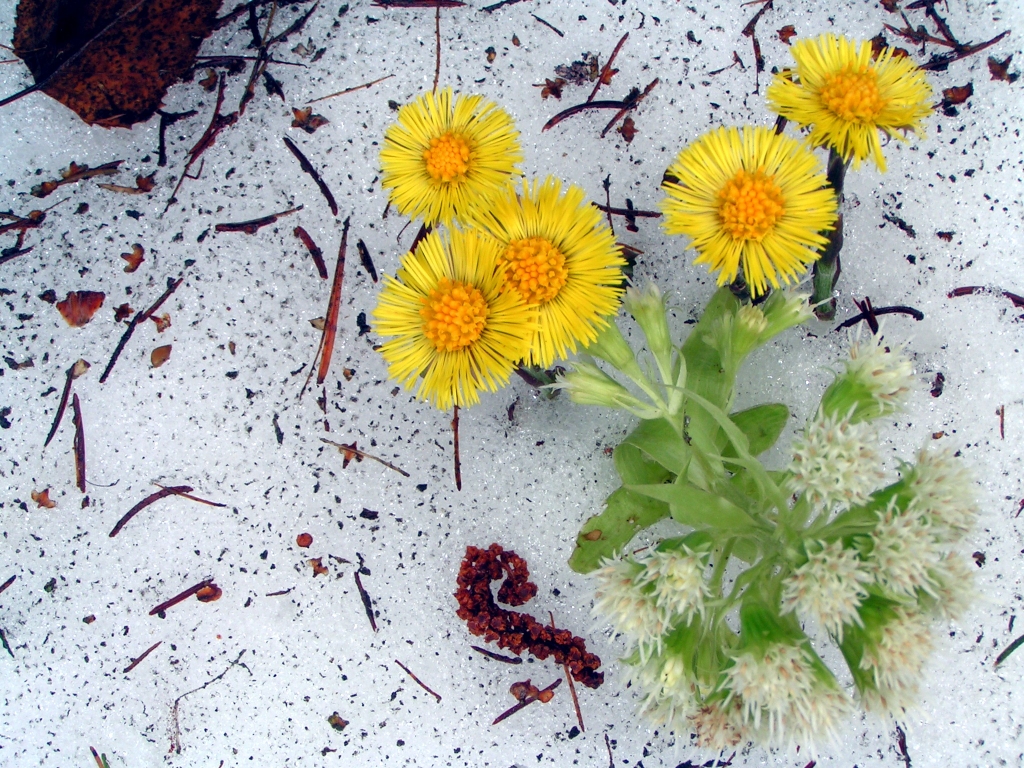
[121,244,145,273]
[31,488,56,508]
[57,291,105,327]
[291,107,330,133]
[778,25,796,45]
[454,544,603,689]
[309,557,328,577]
[942,83,973,106]
[196,584,222,602]
[296,532,313,548]
[151,344,172,368]
[151,313,171,333]
[114,303,133,322]
[988,54,1019,83]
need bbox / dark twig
[543,100,632,132]
[600,79,659,138]
[394,659,442,702]
[215,204,303,234]
[153,483,226,508]
[321,438,410,476]
[481,0,526,10]
[156,110,198,168]
[373,0,463,6]
[452,405,462,491]
[604,733,613,768]
[0,574,15,597]
[71,394,86,492]
[294,226,328,278]
[833,304,924,331]
[0,627,12,658]
[109,485,194,537]
[471,645,522,664]
[356,240,378,282]
[100,277,184,383]
[44,359,89,447]
[433,4,442,92]
[551,611,584,732]
[948,285,1024,308]
[594,203,661,219]
[601,176,614,233]
[589,33,628,102]
[123,641,162,673]
[492,679,561,725]
[89,746,106,768]
[317,217,350,385]
[283,137,338,215]
[149,578,214,616]
[354,570,377,631]
[308,74,393,104]
[532,15,563,37]
[995,633,1024,666]
[169,650,247,753]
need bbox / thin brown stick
[153,484,226,508]
[354,570,377,631]
[90,746,104,768]
[532,14,563,37]
[998,405,1006,440]
[317,217,350,385]
[948,284,1024,308]
[283,137,338,215]
[394,659,442,702]
[71,394,86,492]
[471,645,522,664]
[214,204,303,234]
[294,226,328,278]
[109,485,194,537]
[600,78,658,138]
[308,74,394,104]
[99,277,184,383]
[169,650,246,754]
[321,438,410,477]
[149,578,214,616]
[123,640,162,673]
[481,0,527,10]
[604,733,613,767]
[0,574,15,596]
[594,203,661,219]
[0,627,11,658]
[433,4,442,92]
[542,100,630,132]
[492,679,561,725]
[550,611,584,733]
[44,359,89,447]
[452,405,462,490]
[589,33,629,102]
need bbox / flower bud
[624,283,674,381]
[554,361,661,419]
[819,331,914,422]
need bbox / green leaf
[614,436,673,486]
[723,403,789,458]
[568,487,670,573]
[621,418,690,476]
[628,481,757,531]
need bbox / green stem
[708,540,735,597]
[811,148,849,320]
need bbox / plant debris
[394,659,442,702]
[44,359,89,447]
[56,291,105,327]
[151,344,172,368]
[109,484,198,537]
[295,226,328,278]
[354,569,377,631]
[320,438,410,477]
[492,678,561,725]
[31,488,56,508]
[71,393,86,492]
[99,173,157,195]
[291,107,330,133]
[31,161,123,198]
[120,244,145,273]
[215,204,303,234]
[99,276,183,383]
[455,544,603,688]
[123,640,162,674]
[149,577,217,616]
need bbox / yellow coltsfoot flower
[379,88,523,227]
[766,34,933,171]
[661,126,838,297]
[372,229,535,410]
[469,176,626,367]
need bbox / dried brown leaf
[988,54,1020,83]
[56,291,105,327]
[120,244,144,273]
[31,488,56,508]
[777,25,796,45]
[150,344,172,368]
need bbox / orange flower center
[500,236,569,305]
[820,68,886,124]
[420,277,488,352]
[422,133,471,182]
[717,169,786,241]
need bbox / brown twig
[452,405,462,491]
[433,4,442,92]
[89,746,105,768]
[165,74,238,212]
[543,100,631,132]
[471,645,522,664]
[156,110,198,168]
[153,483,226,508]
[0,574,15,597]
[31,161,122,199]
[99,277,184,383]
[71,394,86,492]
[356,239,378,282]
[481,0,527,11]
[998,405,1006,440]
[307,74,394,104]
[372,0,464,6]
[492,678,561,725]
[551,611,584,732]
[604,733,613,767]
[169,650,246,753]
[294,226,328,278]
[532,15,563,37]
[283,137,338,215]
[317,217,350,385]
[320,438,410,476]
[149,578,214,616]
[594,203,661,219]
[44,359,89,447]
[109,485,194,537]
[123,641,162,673]
[394,659,442,702]
[214,205,303,234]
[354,570,377,631]
[833,304,924,332]
[600,79,658,138]
[0,627,11,658]
[589,33,628,102]
[948,285,1024,308]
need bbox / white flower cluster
[789,412,885,509]
[781,540,872,640]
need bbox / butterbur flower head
[632,649,696,730]
[819,331,914,422]
[469,176,626,367]
[907,446,977,539]
[641,547,709,624]
[788,411,885,510]
[660,126,837,297]
[767,34,933,172]
[759,288,814,341]
[371,229,535,410]
[850,601,934,714]
[380,88,523,227]
[689,698,748,751]
[593,555,669,658]
[925,552,975,621]
[781,540,872,641]
[868,500,942,599]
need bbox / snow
[0,0,1023,766]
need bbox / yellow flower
[766,34,933,172]
[660,126,838,298]
[372,228,535,410]
[469,177,626,367]
[379,88,523,227]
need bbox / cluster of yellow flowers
[661,34,932,297]
[373,88,626,410]
[372,35,933,409]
